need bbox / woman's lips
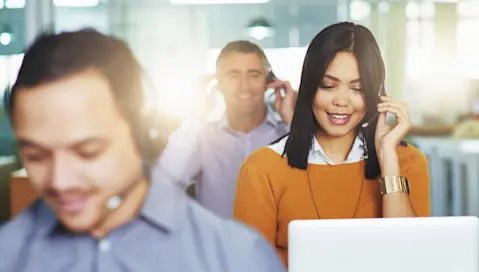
[327,113,352,125]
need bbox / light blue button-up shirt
[0,172,285,272]
[157,110,290,218]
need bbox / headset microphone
[105,164,151,211]
[105,179,142,211]
[361,113,378,128]
[106,195,122,210]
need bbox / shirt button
[98,239,111,253]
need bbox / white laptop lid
[288,217,479,272]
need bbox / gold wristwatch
[379,176,410,196]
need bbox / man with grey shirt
[0,29,285,272]
[156,41,297,218]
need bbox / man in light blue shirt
[0,29,285,272]
[157,41,297,218]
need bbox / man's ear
[214,84,222,94]
[265,70,276,85]
[215,78,224,94]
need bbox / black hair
[4,28,161,165]
[283,22,406,179]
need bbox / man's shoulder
[0,201,41,270]
[185,200,284,271]
[0,200,39,237]
[188,199,262,243]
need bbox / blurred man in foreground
[0,29,285,272]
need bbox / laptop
[288,217,479,272]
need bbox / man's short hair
[5,28,161,164]
[215,40,270,73]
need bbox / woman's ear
[379,83,386,96]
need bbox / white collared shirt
[268,134,365,165]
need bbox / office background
[1,0,479,220]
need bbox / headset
[3,85,12,115]
[265,67,277,85]
[361,83,385,128]
[104,71,159,211]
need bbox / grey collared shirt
[0,174,285,272]
[156,110,289,218]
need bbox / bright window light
[378,1,389,13]
[458,20,479,78]
[406,1,435,20]
[457,1,479,18]
[54,0,100,7]
[5,0,25,9]
[406,2,419,20]
[460,140,479,154]
[419,1,435,19]
[170,0,269,4]
[0,1,4,9]
[349,0,371,21]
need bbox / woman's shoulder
[243,136,290,172]
[397,142,428,168]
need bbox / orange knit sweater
[233,144,430,266]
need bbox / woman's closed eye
[320,83,336,90]
[351,87,363,92]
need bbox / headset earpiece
[3,86,12,117]
[265,70,276,85]
[361,83,385,128]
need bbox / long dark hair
[283,22,405,179]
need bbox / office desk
[10,168,37,218]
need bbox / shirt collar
[139,171,187,233]
[217,106,282,130]
[35,169,187,237]
[35,199,59,236]
[311,133,366,164]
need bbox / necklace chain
[306,166,365,219]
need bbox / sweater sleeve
[400,145,431,217]
[234,162,278,246]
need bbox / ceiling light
[5,0,25,8]
[0,32,11,45]
[170,0,269,5]
[0,24,14,46]
[54,0,100,7]
[247,18,274,41]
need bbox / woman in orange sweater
[233,22,430,266]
